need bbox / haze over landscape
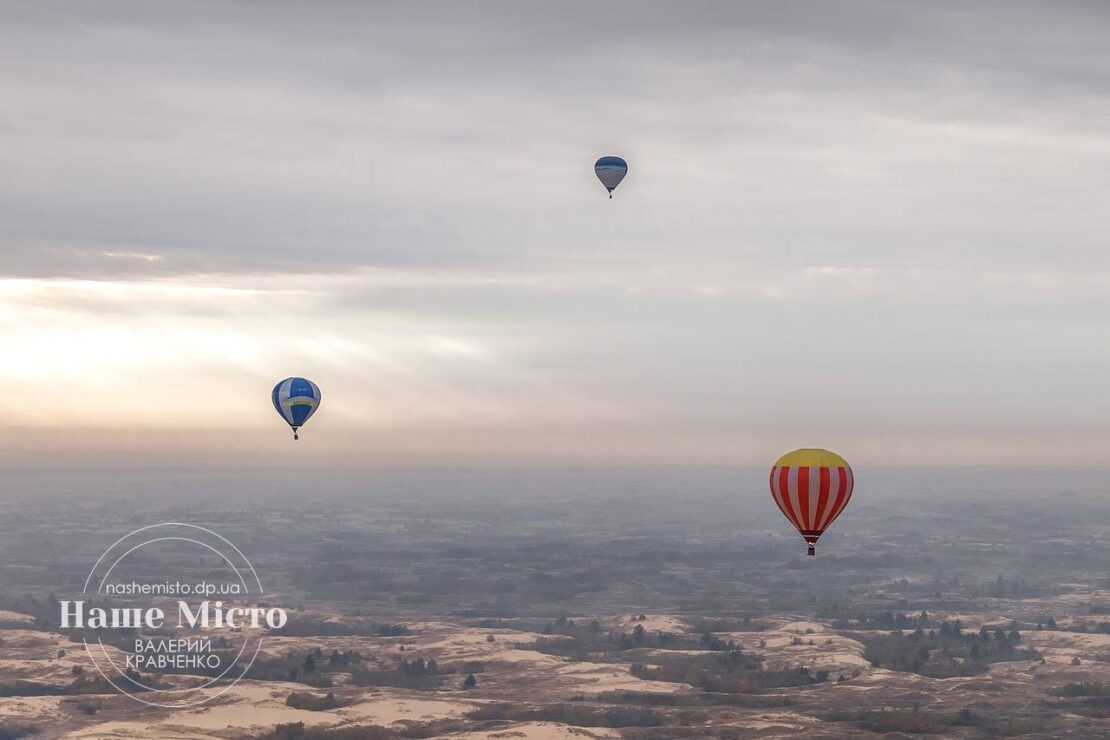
[3,2,1110,739]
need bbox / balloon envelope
[769,448,854,555]
[272,377,321,437]
[594,156,628,194]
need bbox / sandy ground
[0,695,68,721]
[160,682,336,731]
[339,695,474,725]
[0,629,143,685]
[554,660,688,693]
[420,627,557,661]
[6,609,1108,738]
[31,617,687,738]
[1026,628,1110,660]
[446,722,620,739]
[738,711,823,733]
[64,722,211,739]
[382,622,687,695]
[54,682,477,738]
[0,610,35,625]
[720,620,872,675]
[602,614,689,634]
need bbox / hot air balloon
[769,449,854,556]
[271,377,321,440]
[594,156,627,198]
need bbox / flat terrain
[1,467,1108,738]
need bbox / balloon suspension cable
[806,544,816,557]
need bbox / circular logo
[63,523,286,708]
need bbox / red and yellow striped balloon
[769,448,854,556]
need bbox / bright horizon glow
[4,266,1110,467]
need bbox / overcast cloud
[3,1,1110,467]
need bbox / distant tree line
[859,620,1036,678]
[271,619,410,638]
[825,706,1045,736]
[629,649,827,694]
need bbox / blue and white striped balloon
[594,156,628,198]
[271,377,321,440]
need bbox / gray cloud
[4,1,1110,277]
[5,2,1110,465]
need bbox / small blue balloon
[594,156,628,198]
[271,377,321,440]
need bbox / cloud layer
[3,2,1110,465]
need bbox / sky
[4,1,1110,468]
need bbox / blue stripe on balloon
[271,376,320,430]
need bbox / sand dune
[446,721,620,739]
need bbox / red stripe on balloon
[796,466,811,531]
[814,466,831,532]
[769,467,790,521]
[778,466,801,530]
